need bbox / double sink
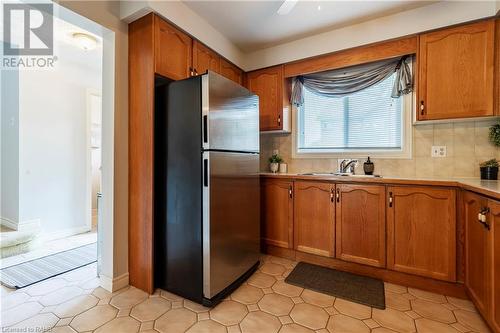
[299,172,382,178]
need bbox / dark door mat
[285,262,385,309]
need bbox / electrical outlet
[431,146,447,157]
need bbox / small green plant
[480,159,499,168]
[489,122,500,146]
[268,154,283,164]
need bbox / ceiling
[183,0,436,52]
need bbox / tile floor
[0,255,492,333]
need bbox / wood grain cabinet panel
[294,181,335,257]
[219,58,243,85]
[387,186,456,282]
[247,65,285,131]
[335,184,386,268]
[489,199,500,332]
[261,179,293,249]
[464,191,491,318]
[154,16,192,80]
[418,20,495,120]
[192,40,220,76]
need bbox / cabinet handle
[478,208,491,230]
[289,185,292,199]
[189,67,194,76]
[420,101,425,116]
[277,115,281,125]
[389,192,393,207]
[194,68,198,76]
[330,188,334,202]
[336,188,340,203]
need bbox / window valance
[290,55,413,107]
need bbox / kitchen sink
[300,172,382,178]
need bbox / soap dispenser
[363,157,374,175]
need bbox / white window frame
[292,90,414,159]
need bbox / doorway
[0,1,112,289]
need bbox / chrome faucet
[339,159,358,174]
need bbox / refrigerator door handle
[203,115,208,143]
[203,158,208,187]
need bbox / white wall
[18,42,102,235]
[0,63,20,228]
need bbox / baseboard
[0,217,18,230]
[18,219,41,232]
[100,272,129,292]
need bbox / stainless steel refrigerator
[154,71,260,306]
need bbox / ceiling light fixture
[317,4,321,11]
[277,0,298,15]
[72,32,98,51]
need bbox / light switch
[431,146,446,157]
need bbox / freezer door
[202,151,260,299]
[202,72,259,153]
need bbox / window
[296,72,411,158]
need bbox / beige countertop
[260,173,500,199]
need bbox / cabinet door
[336,184,386,267]
[489,199,499,331]
[261,179,293,249]
[464,191,491,319]
[247,65,284,131]
[294,181,335,257]
[192,40,220,76]
[418,20,495,120]
[154,16,192,80]
[387,186,456,281]
[219,58,243,85]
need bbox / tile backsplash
[260,119,500,178]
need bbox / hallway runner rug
[285,261,386,309]
[0,242,96,289]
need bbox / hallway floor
[0,231,97,269]
[0,255,491,333]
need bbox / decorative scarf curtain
[290,55,413,107]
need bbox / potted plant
[489,122,500,147]
[479,159,499,180]
[268,154,283,173]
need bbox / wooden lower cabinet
[335,184,386,267]
[387,186,456,282]
[489,199,500,332]
[464,191,491,319]
[294,181,335,257]
[261,179,293,249]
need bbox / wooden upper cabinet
[219,58,243,85]
[489,199,500,332]
[294,181,335,257]
[464,191,491,319]
[387,186,456,282]
[418,20,495,120]
[192,40,220,76]
[335,184,386,268]
[261,179,293,249]
[247,65,288,131]
[154,16,192,80]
